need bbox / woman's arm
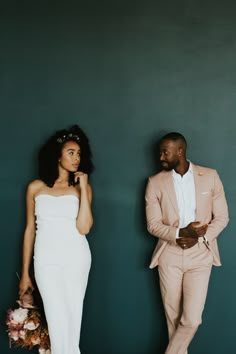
[19,182,37,298]
[75,172,93,235]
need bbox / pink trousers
[158,242,213,354]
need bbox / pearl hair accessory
[57,133,80,144]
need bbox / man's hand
[176,236,198,249]
[177,222,208,249]
[180,221,208,238]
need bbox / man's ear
[178,147,183,156]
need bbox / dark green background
[0,1,235,353]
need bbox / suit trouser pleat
[158,243,213,354]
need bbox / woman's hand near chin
[74,172,88,189]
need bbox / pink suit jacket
[145,163,229,269]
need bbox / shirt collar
[172,161,193,180]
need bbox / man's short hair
[160,132,187,148]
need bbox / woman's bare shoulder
[27,179,45,196]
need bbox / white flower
[11,308,28,323]
[24,321,39,330]
[11,334,19,341]
[38,348,51,354]
[38,348,46,354]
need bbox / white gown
[33,194,91,354]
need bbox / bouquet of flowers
[6,291,51,354]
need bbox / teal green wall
[0,1,235,353]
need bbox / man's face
[159,139,180,171]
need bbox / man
[145,132,229,354]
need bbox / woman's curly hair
[38,125,94,187]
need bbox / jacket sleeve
[145,177,177,242]
[204,170,229,243]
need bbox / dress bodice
[35,194,79,225]
[33,194,90,265]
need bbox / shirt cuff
[176,228,180,239]
[203,235,209,244]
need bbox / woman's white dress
[34,194,91,354]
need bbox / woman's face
[59,140,81,172]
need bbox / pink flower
[7,309,13,317]
[8,319,21,327]
[9,330,19,341]
[19,329,26,339]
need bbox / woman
[19,125,94,354]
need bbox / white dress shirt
[172,162,196,238]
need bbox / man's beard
[161,160,178,171]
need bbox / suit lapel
[192,163,205,221]
[163,172,179,217]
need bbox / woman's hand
[74,172,88,189]
[19,275,34,299]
